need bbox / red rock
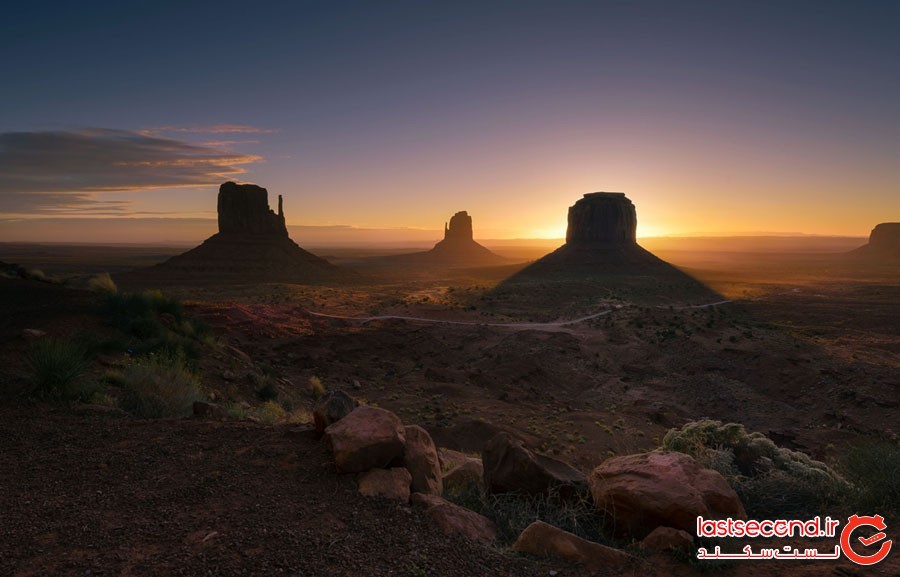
[483,433,587,499]
[410,492,447,509]
[438,448,470,471]
[589,451,745,537]
[410,493,496,544]
[313,390,358,434]
[402,425,442,495]
[641,526,694,553]
[442,458,484,495]
[324,406,406,473]
[357,468,411,502]
[512,521,632,568]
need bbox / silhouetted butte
[495,192,719,305]
[117,182,344,286]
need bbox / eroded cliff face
[119,182,341,285]
[428,210,505,265]
[867,223,900,254]
[217,182,287,237]
[493,190,721,306]
[442,211,474,243]
[565,193,637,245]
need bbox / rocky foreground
[0,406,558,577]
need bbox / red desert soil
[2,265,899,577]
[0,407,564,577]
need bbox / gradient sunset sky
[2,0,899,244]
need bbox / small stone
[641,526,694,553]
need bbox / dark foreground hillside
[0,408,560,577]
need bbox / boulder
[324,406,406,473]
[641,526,695,553]
[589,451,745,537]
[402,425,442,495]
[357,467,411,502]
[438,448,471,471]
[442,458,484,495]
[410,493,496,544]
[313,390,358,434]
[512,521,632,568]
[483,433,588,499]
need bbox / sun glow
[530,224,567,239]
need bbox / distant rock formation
[495,192,719,305]
[217,181,287,237]
[566,192,636,245]
[428,211,506,265]
[850,222,900,260]
[358,210,507,271]
[441,211,474,244]
[118,182,343,285]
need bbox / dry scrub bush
[662,420,848,518]
[117,353,203,418]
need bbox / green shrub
[103,290,183,336]
[256,400,286,424]
[117,353,203,418]
[100,290,210,360]
[26,338,98,403]
[662,420,849,517]
[841,441,900,520]
[86,273,117,294]
[255,378,279,401]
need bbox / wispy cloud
[0,128,264,216]
[143,124,278,135]
[0,192,132,216]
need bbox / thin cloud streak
[143,124,278,135]
[0,128,264,216]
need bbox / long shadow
[487,240,724,319]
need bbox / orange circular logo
[840,514,892,566]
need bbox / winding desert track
[306,299,732,330]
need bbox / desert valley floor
[1,243,898,577]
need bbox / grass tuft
[26,338,98,403]
[116,352,203,418]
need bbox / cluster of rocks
[314,391,496,543]
[313,390,746,569]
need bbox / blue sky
[2,0,899,242]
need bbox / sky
[1,0,898,244]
